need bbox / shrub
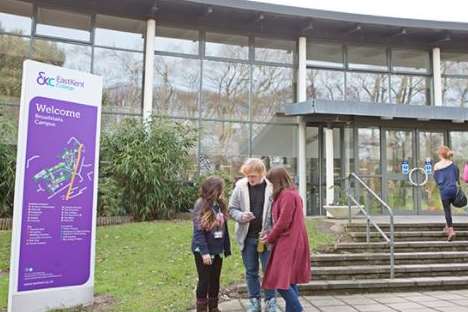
[0,110,17,218]
[100,117,197,220]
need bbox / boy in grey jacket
[229,158,276,312]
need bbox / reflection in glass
[0,34,29,105]
[307,69,345,101]
[386,130,413,173]
[36,7,91,42]
[0,0,32,35]
[254,37,294,64]
[442,77,468,107]
[347,46,387,71]
[155,26,199,55]
[392,49,430,74]
[202,60,249,120]
[95,15,144,51]
[200,121,249,178]
[252,123,297,180]
[358,128,380,175]
[391,75,430,105]
[346,72,388,103]
[449,131,468,215]
[441,52,468,76]
[252,65,293,123]
[94,48,143,114]
[205,32,248,60]
[153,55,200,118]
[307,43,343,68]
[101,113,142,134]
[387,180,413,212]
[32,39,91,72]
[0,104,19,144]
[306,127,320,216]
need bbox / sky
[251,0,468,23]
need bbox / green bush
[0,110,17,218]
[100,117,197,220]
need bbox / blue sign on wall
[401,160,409,175]
[424,159,433,175]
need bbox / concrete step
[349,231,468,242]
[312,251,468,266]
[312,263,468,280]
[347,222,468,233]
[335,240,468,253]
[234,276,468,296]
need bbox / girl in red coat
[260,167,311,312]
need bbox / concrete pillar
[432,47,443,106]
[143,18,156,122]
[325,128,334,205]
[297,36,307,215]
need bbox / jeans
[194,253,223,300]
[277,284,302,312]
[242,237,275,300]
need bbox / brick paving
[205,290,468,311]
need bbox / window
[348,46,387,71]
[391,75,431,105]
[392,49,430,74]
[202,60,249,120]
[441,52,468,76]
[346,72,389,103]
[32,39,91,72]
[95,15,144,51]
[205,32,249,60]
[94,48,143,114]
[155,26,199,55]
[36,8,91,42]
[255,37,295,64]
[0,0,32,35]
[307,43,343,68]
[307,69,345,101]
[153,55,200,118]
[441,52,468,107]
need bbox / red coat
[262,188,311,290]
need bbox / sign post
[8,60,102,312]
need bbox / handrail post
[390,214,395,279]
[346,177,352,224]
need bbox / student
[229,158,277,312]
[261,167,311,312]
[192,176,231,312]
[434,145,460,241]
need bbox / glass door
[384,129,416,214]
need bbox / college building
[2,0,468,216]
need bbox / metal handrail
[345,172,395,279]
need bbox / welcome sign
[8,60,102,312]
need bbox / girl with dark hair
[192,176,231,312]
[434,145,460,241]
[260,167,311,312]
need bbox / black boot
[196,298,208,312]
[208,297,221,312]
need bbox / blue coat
[191,199,231,257]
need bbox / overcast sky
[252,0,468,23]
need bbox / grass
[0,219,334,312]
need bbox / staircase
[305,221,468,295]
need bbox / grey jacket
[228,177,273,251]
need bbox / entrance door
[383,129,445,214]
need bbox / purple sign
[18,96,97,291]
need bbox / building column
[297,36,307,215]
[325,128,334,205]
[433,47,443,106]
[143,18,156,121]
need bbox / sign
[8,60,102,312]
[424,158,433,175]
[401,160,410,175]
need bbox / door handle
[408,167,428,187]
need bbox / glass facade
[441,52,468,107]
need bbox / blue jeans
[278,285,302,312]
[242,237,275,300]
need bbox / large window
[95,15,144,51]
[254,37,295,64]
[155,26,199,55]
[32,39,92,72]
[35,8,91,42]
[0,0,32,35]
[441,52,468,107]
[205,32,249,60]
[306,43,432,105]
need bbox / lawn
[0,219,334,312]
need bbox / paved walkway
[215,290,468,311]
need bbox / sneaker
[265,298,277,312]
[247,298,261,312]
